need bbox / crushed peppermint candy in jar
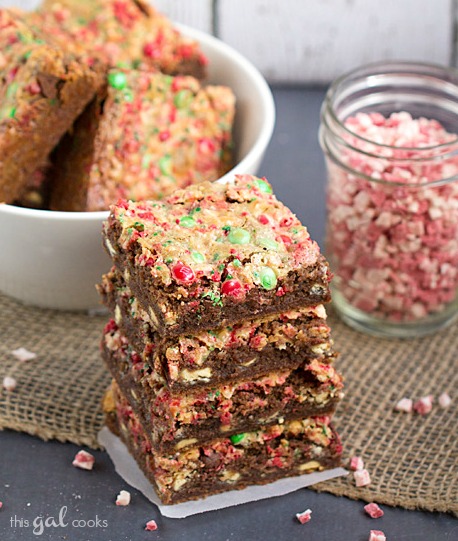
[326,111,458,325]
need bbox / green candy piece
[141,154,152,170]
[228,228,251,245]
[191,251,205,263]
[122,88,134,102]
[179,215,196,228]
[259,267,277,290]
[254,178,272,194]
[258,237,279,251]
[174,89,193,109]
[6,82,18,99]
[159,154,172,176]
[8,107,17,119]
[230,433,245,444]
[108,71,127,90]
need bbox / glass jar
[319,62,458,338]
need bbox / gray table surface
[1,87,457,541]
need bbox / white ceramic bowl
[0,24,275,311]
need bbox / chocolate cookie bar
[31,0,207,78]
[49,69,235,211]
[103,175,332,336]
[99,269,336,390]
[102,323,343,452]
[0,9,104,204]
[104,382,343,504]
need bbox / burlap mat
[0,292,456,515]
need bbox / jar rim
[324,60,458,152]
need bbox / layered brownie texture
[30,0,207,78]
[103,176,332,336]
[49,69,235,211]
[104,382,343,504]
[100,174,344,504]
[102,322,343,452]
[98,268,336,390]
[0,9,104,204]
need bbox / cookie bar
[0,9,104,204]
[49,69,235,211]
[103,175,332,336]
[104,382,343,504]
[31,0,207,78]
[99,269,336,390]
[102,323,343,452]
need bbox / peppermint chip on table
[364,503,384,518]
[11,347,37,362]
[145,520,158,531]
[2,376,17,391]
[394,398,413,413]
[413,395,434,415]
[296,508,312,524]
[438,392,452,409]
[369,530,386,541]
[72,450,95,471]
[115,490,131,506]
[354,469,371,487]
[350,456,364,471]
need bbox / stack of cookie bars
[99,174,344,504]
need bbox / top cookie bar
[103,175,332,336]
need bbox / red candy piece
[364,503,384,518]
[172,262,195,285]
[221,279,243,297]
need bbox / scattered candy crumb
[296,508,312,524]
[2,376,17,391]
[369,529,386,541]
[364,503,384,518]
[72,450,95,471]
[350,456,364,471]
[0,501,3,509]
[354,469,371,487]
[116,490,131,506]
[413,395,434,415]
[145,520,158,531]
[438,392,452,409]
[394,398,413,413]
[11,347,37,362]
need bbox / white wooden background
[3,0,456,83]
